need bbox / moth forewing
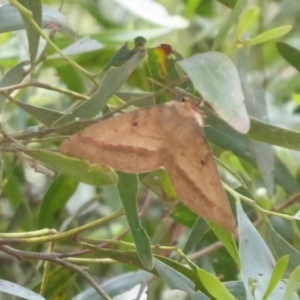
[59,101,236,232]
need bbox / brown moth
[59,101,236,232]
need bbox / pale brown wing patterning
[59,101,236,232]
[162,102,236,232]
[60,105,165,173]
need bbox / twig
[0,245,112,300]
[9,0,98,85]
[187,241,223,260]
[0,81,89,101]
[274,192,300,212]
[0,209,124,245]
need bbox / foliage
[0,0,300,299]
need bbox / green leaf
[0,61,29,113]
[0,279,45,300]
[197,268,235,300]
[183,218,209,254]
[117,172,153,270]
[184,0,203,19]
[53,47,146,126]
[249,119,300,151]
[283,266,300,300]
[237,6,260,40]
[249,25,292,47]
[25,149,118,186]
[265,223,300,272]
[237,49,274,195]
[277,42,300,72]
[224,281,246,300]
[154,259,210,300]
[104,36,146,71]
[170,203,198,228]
[212,0,245,50]
[178,51,249,133]
[0,4,76,39]
[237,201,285,299]
[204,111,300,194]
[210,224,240,267]
[37,174,78,229]
[17,0,42,69]
[50,36,104,58]
[6,96,64,127]
[262,255,289,300]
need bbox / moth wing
[59,106,166,173]
[163,108,236,232]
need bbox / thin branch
[0,245,112,300]
[187,241,223,260]
[9,0,98,84]
[0,81,89,101]
[0,209,124,245]
[274,192,300,212]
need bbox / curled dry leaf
[59,101,236,232]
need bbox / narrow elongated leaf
[81,246,206,292]
[204,111,300,194]
[210,224,240,267]
[283,266,300,300]
[0,4,76,39]
[104,36,146,71]
[50,36,104,59]
[0,280,45,300]
[17,0,42,68]
[224,281,246,300]
[237,6,260,40]
[265,223,300,272]
[238,48,274,195]
[249,25,292,47]
[262,255,289,300]
[212,0,245,50]
[53,47,146,126]
[179,52,250,133]
[197,268,235,300]
[25,149,118,186]
[154,259,210,300]
[249,119,300,151]
[277,42,300,72]
[183,218,209,254]
[117,172,153,270]
[37,174,78,229]
[237,202,285,299]
[0,61,29,113]
[6,96,64,127]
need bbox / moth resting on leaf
[59,101,236,232]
